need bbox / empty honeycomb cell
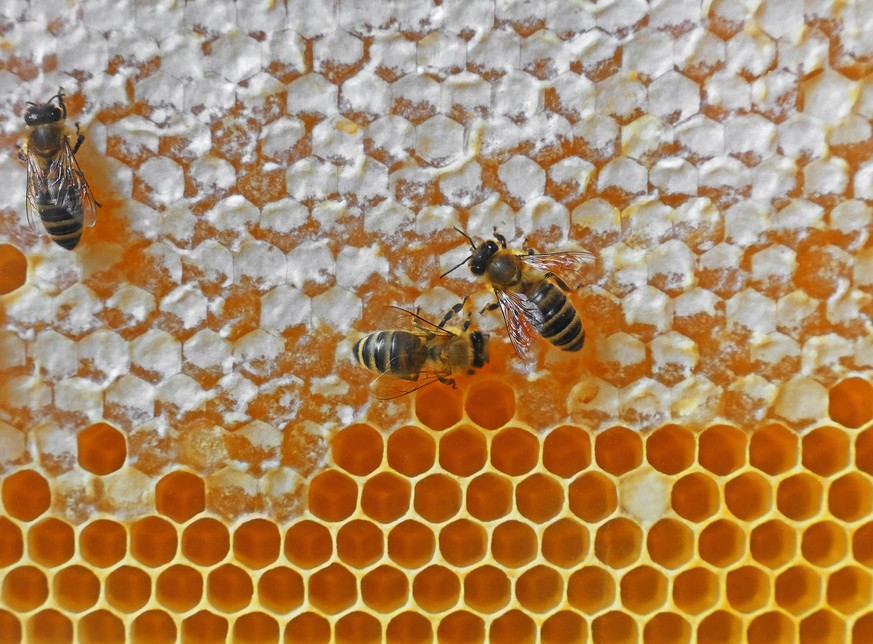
[751,519,797,569]
[156,564,203,612]
[53,565,100,613]
[697,611,742,644]
[182,611,228,644]
[644,613,691,643]
[491,519,538,568]
[858,429,873,476]
[28,518,74,567]
[490,610,536,644]
[416,385,463,431]
[77,423,127,475]
[726,566,770,613]
[800,609,844,644]
[801,521,848,567]
[361,471,411,523]
[308,469,358,522]
[337,519,383,568]
[490,427,538,475]
[285,613,331,644]
[105,565,151,613]
[309,563,358,615]
[775,565,821,615]
[131,610,176,644]
[439,519,487,567]
[750,423,798,475]
[436,611,485,644]
[464,565,511,613]
[747,611,794,644]
[2,469,50,521]
[829,472,873,521]
[568,567,616,614]
[78,610,124,643]
[466,472,513,521]
[130,515,177,567]
[388,519,435,568]
[699,519,745,567]
[671,472,719,522]
[802,425,849,476]
[0,517,23,567]
[183,517,230,566]
[646,424,695,474]
[699,424,746,475]
[777,473,823,521]
[541,611,586,644]
[361,565,409,613]
[233,612,279,643]
[27,609,71,643]
[258,567,304,613]
[386,612,432,643]
[543,425,591,478]
[724,471,772,521]
[155,470,206,523]
[79,519,126,568]
[387,425,435,476]
[413,565,461,613]
[591,611,638,643]
[332,423,384,476]
[2,566,48,612]
[207,563,254,613]
[828,377,873,428]
[439,426,487,476]
[568,471,617,522]
[595,518,643,569]
[542,517,588,568]
[0,244,26,294]
[516,565,564,613]
[620,565,667,615]
[673,568,719,615]
[595,426,643,475]
[465,380,516,430]
[517,472,565,523]
[827,566,872,615]
[336,611,382,644]
[646,518,694,569]
[234,518,280,569]
[414,473,462,522]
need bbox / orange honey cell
[697,610,742,644]
[542,517,588,568]
[336,519,383,568]
[361,565,409,613]
[568,471,618,522]
[308,563,358,615]
[591,611,637,643]
[698,424,746,475]
[308,469,358,522]
[857,428,873,476]
[182,610,228,644]
[415,385,463,431]
[777,472,824,521]
[516,565,564,613]
[27,609,72,643]
[595,426,643,475]
[439,519,487,567]
[775,565,821,615]
[361,471,412,523]
[646,424,695,474]
[673,568,720,615]
[79,519,126,568]
[646,518,693,569]
[800,609,844,643]
[156,564,203,612]
[2,469,51,521]
[726,566,770,613]
[827,566,872,615]
[802,425,849,476]
[0,611,21,644]
[751,519,797,569]
[27,517,74,568]
[465,380,516,430]
[436,611,485,644]
[207,563,254,613]
[387,425,435,476]
[491,519,538,568]
[829,472,873,522]
[413,565,461,613]
[724,471,772,521]
[516,472,564,523]
[542,425,591,478]
[854,522,873,566]
[130,515,177,567]
[644,613,691,643]
[53,565,100,613]
[232,612,279,643]
[750,423,798,475]
[234,518,280,569]
[386,612,432,643]
[466,472,512,521]
[183,517,230,566]
[490,610,536,644]
[413,473,462,522]
[620,565,667,615]
[490,426,538,475]
[284,520,333,569]
[595,517,643,569]
[541,611,586,644]
[285,613,331,643]
[463,565,511,614]
[747,611,794,644]
[332,423,384,475]
[155,470,206,522]
[130,610,177,644]
[258,567,304,614]
[699,519,745,568]
[828,377,873,428]
[105,565,151,613]
[801,520,848,567]
[2,566,48,612]
[439,426,487,476]
[77,422,127,475]
[0,244,27,294]
[78,610,124,643]
[671,472,719,522]
[568,567,616,614]
[388,519,435,569]
[335,611,381,644]
[0,517,23,567]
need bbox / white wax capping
[804,157,849,196]
[699,156,751,190]
[621,378,671,425]
[726,113,777,160]
[775,377,828,423]
[572,199,620,235]
[79,330,130,382]
[597,157,647,195]
[286,0,338,38]
[418,31,467,76]
[620,469,670,525]
[138,157,184,205]
[32,330,77,380]
[155,373,205,412]
[0,420,26,464]
[674,287,720,318]
[190,155,236,192]
[598,332,646,366]
[287,241,335,288]
[803,69,856,122]
[727,289,776,334]
[752,156,797,201]
[726,31,776,78]
[341,72,390,116]
[650,71,700,122]
[336,245,389,290]
[493,71,542,120]
[624,29,674,79]
[517,197,569,240]
[261,285,311,333]
[622,115,669,161]
[131,329,182,378]
[467,196,515,240]
[363,199,414,236]
[55,377,103,414]
[651,331,698,370]
[286,158,338,202]
[596,73,647,122]
[751,244,797,282]
[778,114,827,159]
[160,285,208,328]
[261,199,308,234]
[676,115,724,158]
[650,158,697,195]
[311,286,362,334]
[439,161,483,208]
[287,74,338,116]
[312,116,363,165]
[499,155,546,203]
[239,420,281,451]
[234,240,286,290]
[416,115,464,167]
[622,286,672,332]
[189,240,233,285]
[647,240,695,292]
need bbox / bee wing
[368,369,447,400]
[495,288,541,362]
[55,138,98,227]
[518,250,595,290]
[23,147,45,236]
[383,306,455,337]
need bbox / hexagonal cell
[416,114,464,166]
[777,473,823,521]
[335,519,382,569]
[646,425,695,474]
[388,520,434,570]
[801,521,847,568]
[647,519,694,570]
[413,473,462,523]
[464,565,510,614]
[541,611,586,644]
[308,469,358,522]
[620,566,667,615]
[828,566,872,615]
[829,473,873,522]
[517,473,564,524]
[155,470,205,523]
[181,611,228,643]
[206,564,254,613]
[697,610,742,643]
[829,377,873,428]
[542,518,588,568]
[568,567,616,614]
[2,469,51,521]
[699,424,746,475]
[26,609,71,643]
[673,567,719,615]
[78,610,125,642]
[28,518,75,568]
[751,520,797,569]
[307,562,358,616]
[436,611,484,643]
[750,423,798,475]
[439,519,487,568]
[361,565,409,614]
[490,609,536,643]
[232,612,279,643]
[233,518,280,570]
[439,426,487,477]
[156,565,202,613]
[595,426,643,475]
[131,610,177,644]
[516,565,564,614]
[463,472,512,522]
[591,611,638,643]
[2,566,48,612]
[594,518,643,569]
[773,565,822,616]
[672,472,720,522]
[465,380,516,430]
[336,612,382,644]
[130,516,177,568]
[413,565,460,614]
[258,567,304,615]
[543,425,591,478]
[491,520,537,569]
[699,519,745,568]
[283,613,330,643]
[724,471,772,521]
[568,471,618,522]
[858,428,873,476]
[386,612,431,643]
[800,609,845,643]
[0,244,27,294]
[726,566,770,613]
[387,425,435,477]
[54,565,100,613]
[644,613,691,643]
[284,520,332,570]
[105,565,151,613]
[332,423,383,476]
[0,517,23,568]
[77,423,127,475]
[182,518,230,567]
[490,427,538,476]
[802,426,850,476]
[361,471,411,524]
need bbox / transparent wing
[369,369,448,400]
[382,306,455,338]
[54,137,98,227]
[495,288,542,362]
[519,250,595,290]
[23,146,45,235]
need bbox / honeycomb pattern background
[1,0,873,641]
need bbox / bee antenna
[453,226,476,249]
[440,255,472,279]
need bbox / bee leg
[546,272,572,291]
[438,300,465,329]
[438,377,456,388]
[16,144,26,162]
[56,88,68,119]
[494,230,507,248]
[71,122,84,156]
[480,301,500,316]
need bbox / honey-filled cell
[308,563,358,615]
[386,612,432,644]
[361,565,409,613]
[27,518,75,568]
[466,472,512,521]
[155,470,206,523]
[413,473,462,523]
[726,566,770,613]
[777,473,823,521]
[78,610,124,644]
[464,565,511,614]
[591,611,638,644]
[516,565,564,613]
[490,426,538,475]
[699,519,745,568]
[542,517,588,568]
[105,565,151,613]
[308,469,358,522]
[490,609,536,644]
[232,612,279,643]
[130,610,177,644]
[79,519,126,568]
[828,377,873,428]
[620,565,667,615]
[673,567,719,615]
[436,611,485,644]
[541,611,587,644]
[775,565,821,615]
[53,565,100,613]
[439,519,487,567]
[827,566,872,615]
[801,520,848,567]
[671,472,719,522]
[2,566,48,612]
[206,563,254,613]
[858,428,873,476]
[828,472,873,522]
[336,519,383,568]
[285,519,332,569]
[183,517,230,566]
[387,425,435,477]
[697,610,742,644]
[568,471,617,522]
[156,564,203,613]
[27,609,72,644]
[543,425,591,478]
[751,519,797,569]
[388,519,435,569]
[853,613,873,642]
[747,611,794,644]
[285,613,331,644]
[802,426,849,476]
[182,610,228,644]
[465,380,516,430]
[491,519,538,568]
[800,609,844,644]
[644,613,691,643]
[594,517,643,569]
[438,426,487,477]
[750,424,798,475]
[595,426,643,475]
[0,611,21,644]
[332,423,383,476]
[233,518,280,569]
[646,518,693,569]
[0,243,26,294]
[568,567,616,614]
[0,517,23,567]
[698,425,746,475]
[516,472,564,523]
[2,470,51,521]
[258,567,304,614]
[335,611,382,644]
[77,423,127,475]
[416,385,463,431]
[724,471,772,521]
[413,565,461,613]
[129,515,177,567]
[646,424,694,474]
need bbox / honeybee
[442,228,594,361]
[18,88,98,249]
[354,302,490,399]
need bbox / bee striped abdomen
[38,203,82,249]
[355,331,428,379]
[528,282,585,351]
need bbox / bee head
[24,92,66,126]
[469,240,498,275]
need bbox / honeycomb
[1,0,873,642]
